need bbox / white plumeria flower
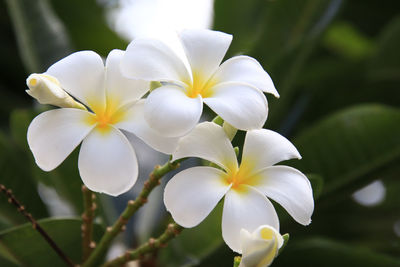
[164,122,314,252]
[27,50,179,196]
[121,29,279,137]
[239,225,283,267]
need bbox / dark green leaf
[292,104,400,201]
[0,218,104,266]
[274,237,400,267]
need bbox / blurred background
[0,0,399,266]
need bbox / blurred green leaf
[0,130,48,228]
[50,0,127,56]
[307,174,324,199]
[369,16,400,82]
[158,202,224,267]
[0,218,104,266]
[5,0,71,73]
[292,104,400,201]
[274,237,400,266]
[322,21,374,60]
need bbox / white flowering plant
[0,1,399,267]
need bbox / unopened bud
[26,73,86,110]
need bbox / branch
[81,185,97,261]
[0,184,75,267]
[83,159,182,267]
[102,223,183,267]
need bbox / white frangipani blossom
[121,29,279,137]
[239,225,283,267]
[164,122,314,252]
[27,50,179,196]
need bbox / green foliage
[0,218,104,266]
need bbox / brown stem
[81,185,96,261]
[0,184,75,267]
[102,223,183,267]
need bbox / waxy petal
[105,49,149,108]
[179,29,232,86]
[214,56,279,97]
[164,166,231,228]
[204,82,268,130]
[115,100,180,154]
[121,38,191,86]
[242,129,301,173]
[27,108,94,171]
[78,127,138,196]
[46,51,105,111]
[172,122,238,172]
[252,166,314,225]
[144,85,203,137]
[222,186,279,253]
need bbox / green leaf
[274,237,400,267]
[49,0,128,56]
[369,16,400,82]
[307,174,324,199]
[0,130,48,227]
[158,202,224,267]
[292,104,400,201]
[5,0,71,72]
[0,218,104,266]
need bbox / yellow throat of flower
[186,72,215,98]
[225,159,260,193]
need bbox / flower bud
[26,73,86,110]
[239,225,284,267]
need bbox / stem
[0,184,75,267]
[233,256,241,267]
[81,185,96,261]
[83,159,182,267]
[102,223,183,267]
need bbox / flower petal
[27,108,94,171]
[172,122,238,172]
[222,186,279,253]
[242,129,301,172]
[179,29,232,85]
[164,166,231,228]
[46,51,105,111]
[144,85,203,137]
[213,56,279,97]
[203,82,268,130]
[251,166,314,226]
[121,38,191,86]
[105,49,149,107]
[115,100,180,154]
[78,127,138,196]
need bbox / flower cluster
[26,29,314,266]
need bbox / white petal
[213,56,279,97]
[242,129,301,172]
[172,122,238,172]
[121,38,191,86]
[222,186,279,253]
[27,109,94,171]
[115,100,180,154]
[203,82,268,130]
[78,127,138,196]
[144,85,203,137]
[105,49,149,107]
[164,166,231,228]
[179,29,232,85]
[252,166,314,226]
[46,51,105,111]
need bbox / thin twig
[102,223,183,267]
[83,159,183,267]
[0,184,75,267]
[81,185,97,261]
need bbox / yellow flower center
[225,159,259,193]
[85,97,126,133]
[186,72,216,98]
